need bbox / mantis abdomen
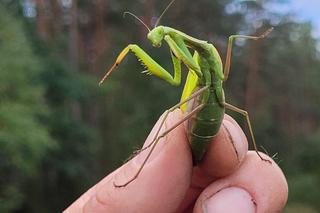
[185,86,225,163]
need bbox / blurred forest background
[0,0,319,212]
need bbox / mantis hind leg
[224,102,272,163]
[223,28,273,81]
[134,86,209,155]
[114,86,209,187]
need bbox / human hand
[64,110,288,213]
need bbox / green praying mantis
[99,0,273,187]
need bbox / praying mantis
[99,0,273,187]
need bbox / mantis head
[124,0,176,48]
[147,26,165,47]
[148,0,175,48]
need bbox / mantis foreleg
[99,44,182,86]
[164,35,202,77]
[99,34,207,86]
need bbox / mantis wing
[180,51,199,112]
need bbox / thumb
[65,110,192,213]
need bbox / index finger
[64,109,192,213]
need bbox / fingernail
[223,119,248,162]
[135,110,176,164]
[203,187,256,213]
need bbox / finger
[193,152,288,213]
[199,114,249,181]
[177,114,249,211]
[64,109,192,213]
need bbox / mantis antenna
[123,11,151,32]
[154,0,177,27]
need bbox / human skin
[64,110,288,213]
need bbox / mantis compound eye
[152,42,162,48]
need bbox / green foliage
[286,130,320,209]
[0,3,103,212]
[0,5,54,212]
[25,59,102,212]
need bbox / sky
[267,0,320,38]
